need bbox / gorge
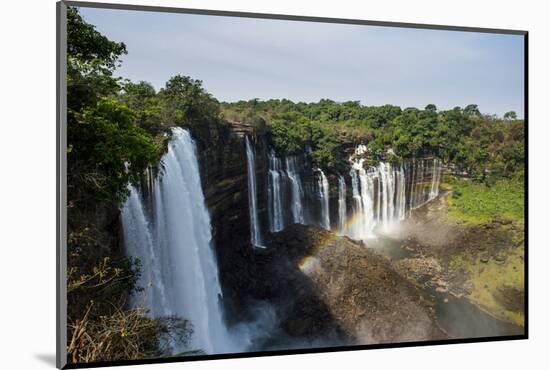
[120,122,519,356]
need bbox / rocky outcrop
[258,224,446,344]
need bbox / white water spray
[122,128,237,355]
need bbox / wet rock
[463,280,474,295]
[480,256,490,263]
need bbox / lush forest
[222,99,524,181]
[66,6,525,363]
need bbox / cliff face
[187,120,338,325]
[187,120,270,322]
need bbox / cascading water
[122,127,236,355]
[268,151,285,232]
[430,158,442,199]
[345,145,442,239]
[409,158,441,211]
[317,169,330,230]
[286,156,305,224]
[396,164,406,221]
[357,164,375,237]
[267,151,308,232]
[122,184,169,317]
[245,137,264,248]
[261,142,441,243]
[338,175,347,234]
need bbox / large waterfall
[260,142,442,241]
[286,156,305,224]
[317,169,330,230]
[245,137,264,248]
[121,128,236,355]
[267,151,309,231]
[346,147,442,239]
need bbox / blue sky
[78,7,525,118]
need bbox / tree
[120,81,165,136]
[158,75,220,126]
[464,104,481,118]
[67,7,160,206]
[425,104,437,112]
[504,111,518,120]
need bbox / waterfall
[430,158,442,199]
[317,169,330,230]
[349,157,375,239]
[122,127,236,355]
[338,175,347,234]
[286,156,305,224]
[397,164,406,220]
[121,184,169,317]
[265,142,441,242]
[345,145,442,240]
[409,158,442,211]
[358,166,375,237]
[267,151,307,232]
[245,137,264,248]
[350,169,363,239]
[268,151,284,232]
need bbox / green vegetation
[446,177,524,326]
[447,178,524,224]
[449,244,524,326]
[221,99,525,176]
[66,8,200,363]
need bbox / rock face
[259,224,446,345]
[287,227,445,344]
[186,120,269,323]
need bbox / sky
[78,7,525,118]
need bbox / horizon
[78,6,525,119]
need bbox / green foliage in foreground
[67,8,196,363]
[447,178,524,224]
[67,7,161,207]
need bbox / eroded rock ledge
[254,224,446,345]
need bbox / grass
[449,246,524,326]
[445,176,525,326]
[446,178,524,225]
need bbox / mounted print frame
[57,1,528,368]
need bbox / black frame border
[57,1,529,369]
